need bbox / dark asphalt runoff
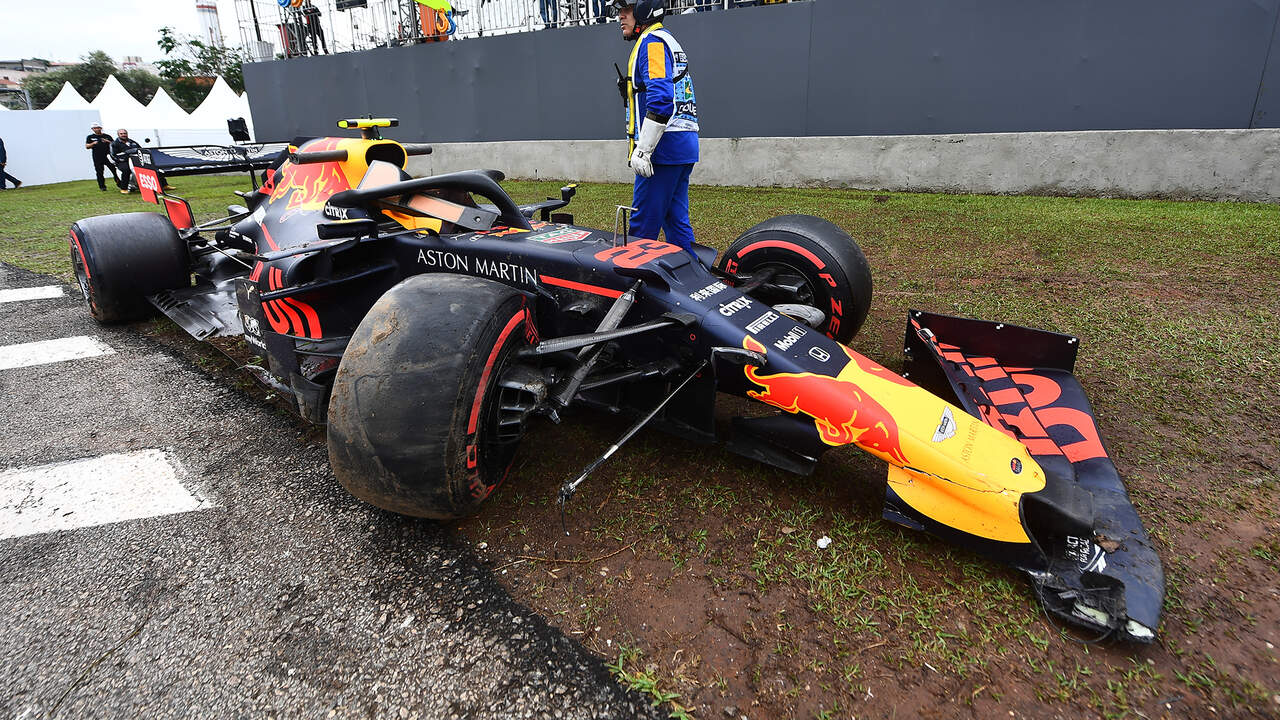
[0,263,660,719]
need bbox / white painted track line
[0,449,211,540]
[0,336,114,371]
[0,286,63,303]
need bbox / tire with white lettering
[718,215,872,344]
[327,274,531,519]
[69,212,190,323]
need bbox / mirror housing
[316,218,377,240]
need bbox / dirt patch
[457,389,1278,720]
[137,296,1280,720]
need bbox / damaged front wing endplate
[898,310,1163,642]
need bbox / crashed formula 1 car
[68,118,1163,642]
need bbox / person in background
[540,0,559,28]
[109,128,171,194]
[84,123,117,191]
[0,136,22,189]
[613,0,700,254]
[110,128,143,194]
[110,128,140,193]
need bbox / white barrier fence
[0,110,251,189]
[0,110,101,188]
[133,129,246,147]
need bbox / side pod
[899,310,1163,643]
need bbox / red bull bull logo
[743,338,909,463]
[268,139,351,218]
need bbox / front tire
[327,274,532,519]
[69,212,189,323]
[719,215,873,344]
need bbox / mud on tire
[69,212,190,323]
[327,274,532,519]
[718,214,872,344]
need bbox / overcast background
[3,0,565,67]
[0,0,246,64]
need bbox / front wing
[900,310,1163,642]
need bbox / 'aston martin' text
[417,249,539,286]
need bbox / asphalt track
[0,262,659,719]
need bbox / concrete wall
[244,0,1280,201]
[0,109,102,187]
[246,0,1280,142]
[406,130,1280,202]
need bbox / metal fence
[456,0,797,36]
[230,0,805,55]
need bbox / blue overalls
[627,23,699,252]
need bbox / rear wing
[139,143,288,176]
[134,143,289,193]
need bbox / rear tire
[719,215,872,344]
[327,274,532,519]
[69,212,189,323]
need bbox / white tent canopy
[48,74,256,146]
[90,75,149,132]
[46,81,92,111]
[188,76,245,128]
[145,86,191,129]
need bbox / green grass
[606,644,696,720]
[0,175,259,279]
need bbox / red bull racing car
[68,118,1163,643]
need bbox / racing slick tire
[327,274,531,519]
[718,215,872,344]
[69,212,190,324]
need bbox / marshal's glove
[628,116,667,179]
